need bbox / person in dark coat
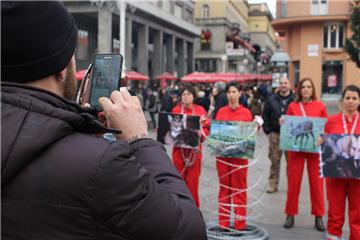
[1,2,207,240]
[213,82,228,118]
[262,77,295,194]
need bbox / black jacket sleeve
[93,139,207,240]
[262,98,272,135]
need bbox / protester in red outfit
[283,78,327,231]
[215,81,254,231]
[323,85,360,240]
[172,84,210,207]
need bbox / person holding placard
[171,83,210,208]
[323,85,360,240]
[215,81,254,231]
[283,78,327,231]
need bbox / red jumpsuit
[285,100,327,216]
[172,104,210,208]
[324,112,360,240]
[215,105,253,230]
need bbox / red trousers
[216,157,248,230]
[285,152,324,216]
[173,147,202,207]
[326,178,360,240]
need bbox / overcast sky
[248,0,276,18]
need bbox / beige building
[194,0,256,73]
[272,0,359,102]
[248,3,276,59]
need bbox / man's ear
[56,66,67,83]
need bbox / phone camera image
[89,54,123,109]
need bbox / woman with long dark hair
[171,83,210,208]
[283,78,327,231]
[324,85,360,240]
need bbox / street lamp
[221,54,228,73]
[270,49,291,88]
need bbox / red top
[215,105,254,161]
[287,100,327,118]
[215,105,253,122]
[324,112,360,135]
[172,104,210,149]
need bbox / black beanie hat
[1,1,78,83]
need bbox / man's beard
[62,63,77,101]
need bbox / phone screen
[90,54,123,108]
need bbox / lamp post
[269,49,291,89]
[221,54,228,73]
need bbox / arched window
[201,4,209,18]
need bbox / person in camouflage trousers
[262,77,295,193]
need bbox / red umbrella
[125,71,149,81]
[155,72,177,81]
[211,73,240,82]
[76,69,87,81]
[181,72,213,83]
[256,74,272,81]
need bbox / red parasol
[181,72,213,83]
[76,69,87,81]
[125,71,149,81]
[155,72,177,81]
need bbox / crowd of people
[2,2,359,240]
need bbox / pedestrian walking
[214,81,254,231]
[323,85,360,240]
[1,2,207,239]
[171,84,210,207]
[147,89,158,130]
[262,77,295,193]
[283,77,327,231]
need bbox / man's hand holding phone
[99,88,148,142]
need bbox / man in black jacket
[262,77,295,193]
[1,2,207,239]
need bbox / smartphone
[89,54,123,110]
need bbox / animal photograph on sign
[320,134,360,179]
[280,115,326,153]
[207,120,257,159]
[157,112,200,149]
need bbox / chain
[342,111,359,134]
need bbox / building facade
[248,2,277,72]
[272,0,359,102]
[194,0,254,73]
[64,0,200,79]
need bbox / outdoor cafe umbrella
[155,72,177,81]
[125,71,149,81]
[181,72,213,83]
[76,69,87,81]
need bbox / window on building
[323,23,344,49]
[311,0,327,15]
[184,9,193,23]
[196,59,217,72]
[281,0,287,17]
[201,4,210,18]
[322,61,342,99]
[174,3,182,19]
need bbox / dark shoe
[266,185,278,193]
[315,216,325,232]
[283,215,294,229]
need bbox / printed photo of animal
[321,134,360,178]
[207,121,257,159]
[280,115,326,153]
[157,112,200,149]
